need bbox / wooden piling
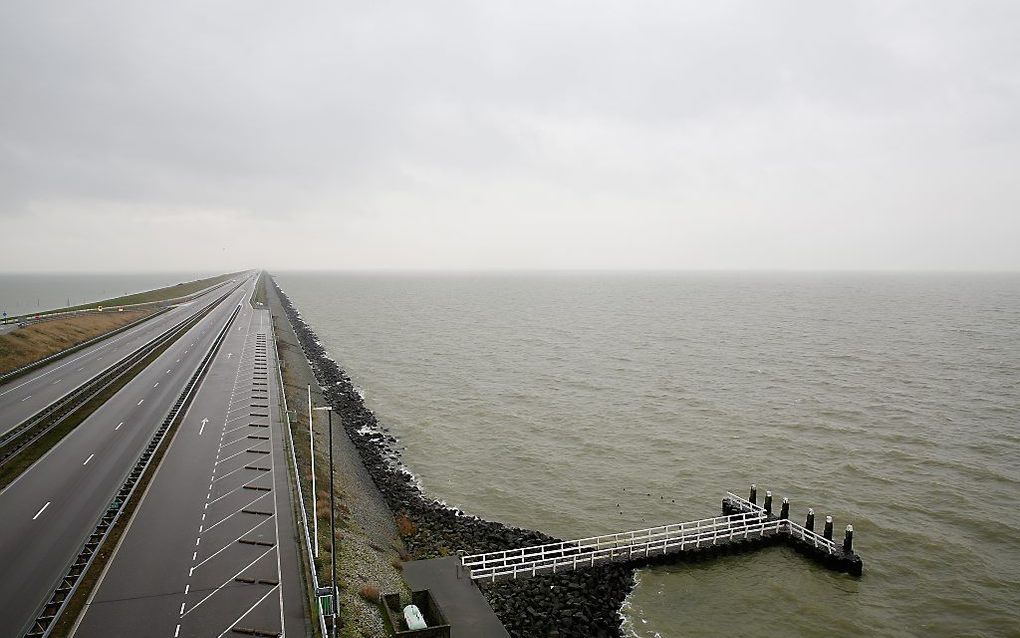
[749,484,757,505]
[779,498,789,520]
[843,524,853,553]
[764,491,773,515]
[805,508,815,532]
[823,516,833,541]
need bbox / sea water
[279,271,1019,636]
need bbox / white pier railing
[725,490,841,555]
[461,490,850,582]
[785,519,840,554]
[462,509,774,583]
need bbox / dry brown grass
[358,584,381,604]
[0,310,151,374]
[395,513,418,538]
[17,271,242,319]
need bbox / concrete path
[403,557,509,638]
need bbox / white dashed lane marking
[32,502,50,520]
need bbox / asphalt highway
[0,274,260,637]
[0,273,253,438]
[75,305,306,637]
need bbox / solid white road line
[83,454,94,465]
[33,501,50,520]
[115,422,123,430]
[137,399,144,406]
[21,395,31,401]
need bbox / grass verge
[0,313,202,491]
[251,271,268,308]
[11,270,244,320]
[0,310,152,374]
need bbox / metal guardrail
[3,275,240,326]
[272,309,329,638]
[0,285,242,468]
[0,307,172,386]
[0,314,195,469]
[0,275,249,387]
[23,302,242,638]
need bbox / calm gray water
[297,273,1017,635]
[0,272,214,317]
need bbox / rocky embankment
[270,278,635,638]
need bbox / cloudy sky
[1,1,1018,272]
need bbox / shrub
[359,584,381,604]
[395,513,418,537]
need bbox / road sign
[317,593,334,616]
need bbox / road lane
[0,274,254,437]
[0,276,260,637]
[75,304,307,637]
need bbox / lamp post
[308,386,317,558]
[312,405,336,638]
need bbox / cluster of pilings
[723,484,863,576]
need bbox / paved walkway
[403,557,509,638]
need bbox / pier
[398,486,862,636]
[459,485,862,582]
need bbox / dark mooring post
[749,484,757,504]
[843,525,854,553]
[823,516,834,541]
[764,491,773,515]
[805,508,815,532]
[780,498,790,520]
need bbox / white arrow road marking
[227,353,233,359]
[199,418,209,435]
[33,502,50,520]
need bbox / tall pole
[309,385,317,558]
[328,408,337,638]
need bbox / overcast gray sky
[1,1,1018,272]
